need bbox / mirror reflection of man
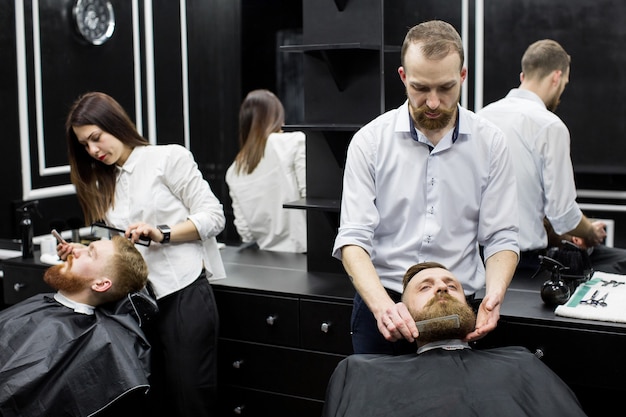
[479,39,626,274]
[0,235,151,417]
[322,262,589,417]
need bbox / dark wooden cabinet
[214,248,355,416]
[1,251,50,305]
[475,275,626,417]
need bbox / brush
[415,314,460,333]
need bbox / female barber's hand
[377,302,419,343]
[56,242,85,261]
[126,222,161,244]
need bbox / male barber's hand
[582,221,607,248]
[376,302,419,343]
[464,294,502,342]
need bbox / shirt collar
[416,339,471,355]
[116,146,144,176]
[408,104,461,149]
[506,88,546,108]
[54,292,96,315]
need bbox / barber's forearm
[567,215,595,242]
[484,250,518,297]
[341,245,393,314]
[170,219,201,243]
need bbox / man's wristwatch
[157,225,171,244]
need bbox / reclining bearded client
[322,261,588,417]
[0,235,151,417]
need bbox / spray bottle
[16,200,40,259]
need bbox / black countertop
[3,244,625,332]
[218,246,626,332]
[215,246,355,302]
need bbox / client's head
[44,235,149,306]
[401,262,476,345]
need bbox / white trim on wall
[180,0,190,149]
[474,0,484,110]
[144,0,157,145]
[461,0,469,109]
[15,0,147,200]
[133,0,144,136]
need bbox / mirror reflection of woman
[226,89,307,253]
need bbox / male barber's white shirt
[333,102,519,295]
[479,89,582,251]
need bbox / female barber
[59,91,225,417]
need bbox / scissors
[600,279,624,288]
[579,290,609,307]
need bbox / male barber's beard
[547,96,560,113]
[413,294,476,344]
[411,103,456,131]
[44,256,85,293]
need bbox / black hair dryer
[16,200,40,259]
[533,255,571,306]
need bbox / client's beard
[44,256,85,293]
[412,293,476,345]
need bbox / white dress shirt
[54,292,95,315]
[225,131,307,253]
[478,89,582,251]
[333,102,519,295]
[107,144,226,299]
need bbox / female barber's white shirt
[225,131,307,253]
[107,144,226,299]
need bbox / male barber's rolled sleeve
[479,128,520,262]
[332,128,379,260]
[541,122,583,236]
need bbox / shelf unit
[281,0,407,274]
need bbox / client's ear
[92,277,113,293]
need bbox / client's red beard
[44,256,85,293]
[412,292,476,344]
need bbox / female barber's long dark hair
[234,89,284,175]
[65,92,149,224]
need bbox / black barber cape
[0,293,151,417]
[323,346,588,417]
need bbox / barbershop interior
[1,1,625,416]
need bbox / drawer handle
[232,360,244,369]
[13,283,26,292]
[266,315,277,326]
[234,405,245,415]
[321,322,331,333]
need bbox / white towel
[555,271,626,323]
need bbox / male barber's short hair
[101,235,149,303]
[521,39,570,80]
[401,20,464,70]
[402,261,449,290]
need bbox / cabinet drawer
[215,290,299,346]
[218,386,323,417]
[300,299,352,355]
[2,264,51,305]
[218,339,345,400]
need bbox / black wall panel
[0,0,241,240]
[483,0,626,174]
